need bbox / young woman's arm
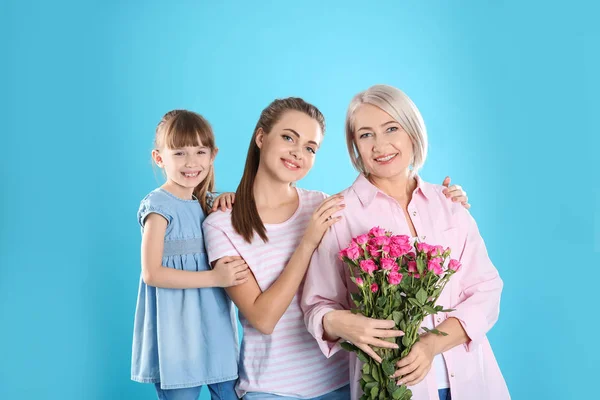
[219,195,344,335]
[142,213,249,289]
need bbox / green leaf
[364,382,377,391]
[372,365,381,382]
[357,350,369,363]
[382,359,395,377]
[387,380,397,395]
[377,296,387,308]
[408,298,421,308]
[416,288,427,305]
[363,374,374,383]
[393,385,407,399]
[416,257,426,274]
[340,342,359,353]
[370,385,379,399]
[392,311,403,326]
[362,363,371,375]
[423,305,437,314]
[441,308,455,313]
[402,334,411,347]
[378,389,386,400]
[351,308,360,314]
[399,320,407,332]
[422,327,448,336]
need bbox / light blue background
[1,1,598,399]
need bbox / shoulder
[202,207,233,231]
[420,181,464,215]
[297,187,328,201]
[138,189,175,226]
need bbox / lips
[181,171,200,178]
[374,153,398,164]
[281,158,301,170]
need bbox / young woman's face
[256,110,322,183]
[352,104,413,179]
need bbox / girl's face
[352,104,413,180]
[152,140,216,195]
[256,110,322,184]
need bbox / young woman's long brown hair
[155,110,216,215]
[232,98,325,243]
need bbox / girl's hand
[392,337,436,386]
[323,310,404,363]
[212,256,249,287]
[212,192,235,212]
[442,176,470,209]
[301,194,345,249]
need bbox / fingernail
[397,380,403,386]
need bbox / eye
[174,151,184,156]
[198,150,207,155]
[359,132,373,139]
[282,134,294,142]
[306,147,316,154]
[386,126,398,133]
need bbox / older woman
[301,85,509,400]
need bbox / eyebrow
[284,128,320,147]
[357,120,398,132]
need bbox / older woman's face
[353,104,413,179]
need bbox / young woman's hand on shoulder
[301,194,345,249]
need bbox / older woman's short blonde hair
[345,84,428,176]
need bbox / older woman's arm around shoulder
[301,223,405,363]
[393,205,504,386]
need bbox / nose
[290,145,302,160]
[185,154,197,167]
[372,132,387,152]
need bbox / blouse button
[412,211,417,217]
[421,235,427,240]
[451,373,455,378]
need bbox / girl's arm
[220,195,344,335]
[142,213,249,289]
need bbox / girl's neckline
[263,186,302,228]
[158,187,198,202]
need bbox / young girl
[202,98,470,399]
[131,110,247,400]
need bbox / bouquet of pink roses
[338,227,461,400]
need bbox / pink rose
[355,234,370,245]
[430,245,444,257]
[381,245,391,254]
[416,242,431,254]
[407,251,416,259]
[369,226,387,237]
[359,259,378,275]
[338,249,347,260]
[428,258,443,275]
[345,243,361,260]
[414,273,421,279]
[391,264,400,273]
[367,245,380,257]
[355,277,364,287]
[407,261,418,273]
[389,242,412,257]
[370,236,391,247]
[390,235,410,246]
[449,259,462,272]
[380,257,397,271]
[387,271,403,285]
[370,283,379,293]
